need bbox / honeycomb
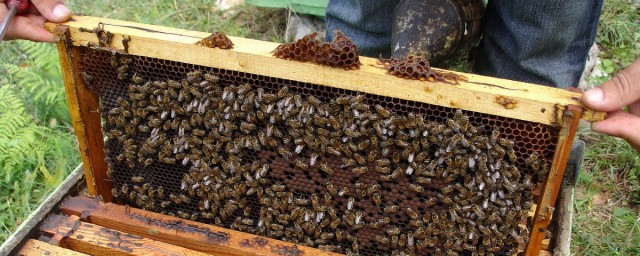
[79,46,559,255]
[377,55,465,84]
[273,31,361,70]
[196,32,234,49]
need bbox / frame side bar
[524,105,582,255]
[55,26,113,201]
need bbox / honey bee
[375,166,391,174]
[270,184,286,192]
[337,187,349,197]
[391,152,401,163]
[525,151,539,165]
[347,197,355,210]
[386,227,401,236]
[204,73,219,82]
[405,207,419,219]
[353,153,366,165]
[406,164,415,175]
[462,243,476,251]
[409,184,424,193]
[270,223,284,232]
[111,188,119,198]
[160,201,171,208]
[326,147,341,157]
[375,235,390,244]
[277,147,292,159]
[372,193,382,206]
[80,71,94,83]
[382,205,399,214]
[178,194,192,204]
[307,152,318,166]
[295,159,309,169]
[364,151,378,163]
[490,129,500,144]
[398,234,407,247]
[192,129,206,137]
[374,105,390,118]
[351,166,367,175]
[335,96,350,105]
[320,163,334,175]
[379,174,394,182]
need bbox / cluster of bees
[377,55,465,84]
[196,32,234,49]
[103,68,548,255]
[273,31,362,70]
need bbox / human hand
[1,0,71,42]
[583,57,640,152]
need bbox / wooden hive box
[15,16,605,256]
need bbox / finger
[29,0,70,23]
[3,15,55,42]
[629,100,640,116]
[583,58,640,112]
[591,110,640,151]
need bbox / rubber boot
[391,0,485,65]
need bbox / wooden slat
[54,26,112,200]
[16,239,89,256]
[542,239,551,250]
[525,106,582,255]
[60,196,342,256]
[538,249,553,256]
[40,214,210,256]
[45,16,605,126]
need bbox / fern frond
[0,86,28,137]
[18,41,59,75]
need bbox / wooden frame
[46,16,604,256]
[47,16,604,126]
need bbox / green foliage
[596,0,640,79]
[578,4,640,250]
[583,131,640,204]
[598,0,639,48]
[3,41,70,126]
[574,128,640,255]
[66,0,286,42]
[0,41,79,242]
[573,194,640,255]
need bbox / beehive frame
[46,16,604,256]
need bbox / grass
[573,129,640,255]
[0,0,639,254]
[0,41,80,241]
[66,0,287,42]
[571,0,640,255]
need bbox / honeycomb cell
[273,31,362,70]
[377,55,465,84]
[196,32,234,49]
[79,46,559,256]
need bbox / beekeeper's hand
[0,0,71,42]
[583,57,640,152]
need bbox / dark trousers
[325,0,604,88]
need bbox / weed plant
[0,41,80,241]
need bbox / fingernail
[585,87,603,103]
[53,4,70,20]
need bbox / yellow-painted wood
[45,16,606,126]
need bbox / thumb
[583,57,640,112]
[29,0,70,23]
